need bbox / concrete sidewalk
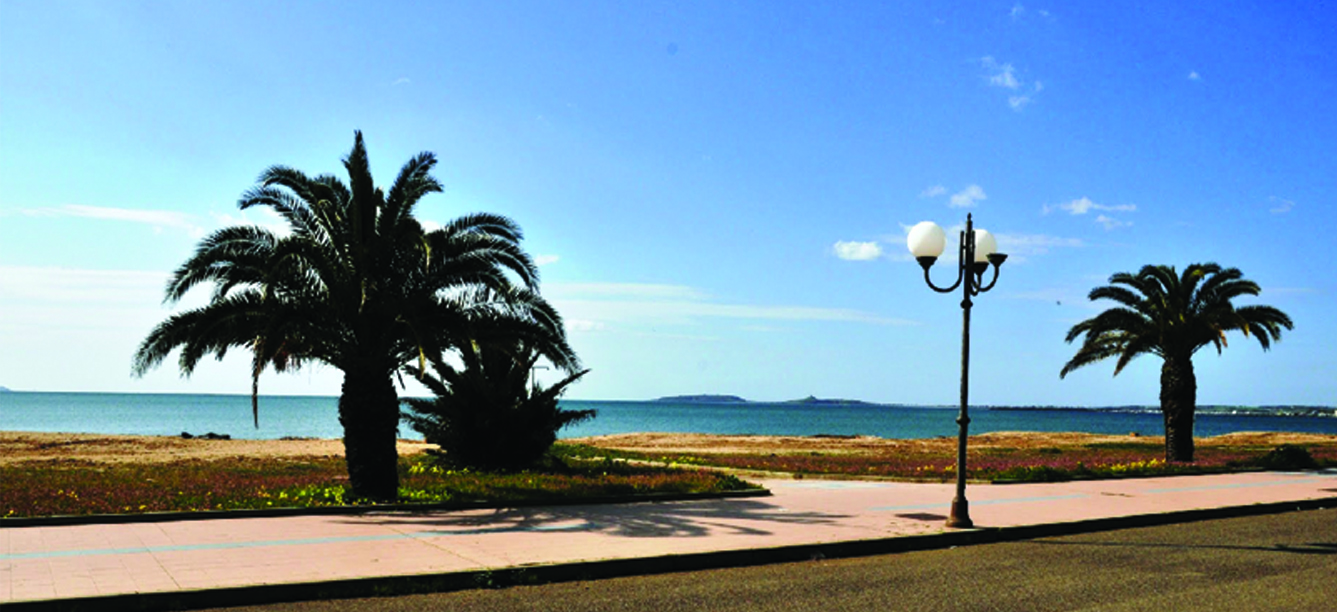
[4,470,1337,610]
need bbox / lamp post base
[946,498,973,528]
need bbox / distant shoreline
[1,390,1333,412]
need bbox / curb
[7,496,1334,612]
[0,489,771,528]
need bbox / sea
[2,392,1336,441]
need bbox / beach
[4,430,1335,466]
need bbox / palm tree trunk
[339,366,401,501]
[1160,354,1197,462]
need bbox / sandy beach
[0,431,433,466]
[3,430,1334,466]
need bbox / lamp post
[531,364,550,389]
[907,213,1007,528]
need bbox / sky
[1,1,1334,407]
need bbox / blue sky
[2,1,1333,406]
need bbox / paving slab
[3,469,1336,610]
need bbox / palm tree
[404,338,593,471]
[133,132,579,500]
[1060,263,1292,462]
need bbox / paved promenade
[4,470,1337,610]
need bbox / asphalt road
[203,507,1337,612]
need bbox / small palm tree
[404,339,593,471]
[1060,263,1292,462]
[133,132,578,500]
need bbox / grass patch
[0,450,756,519]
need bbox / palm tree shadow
[346,498,848,539]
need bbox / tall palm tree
[133,132,578,500]
[1060,263,1292,462]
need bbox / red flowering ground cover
[5,431,1334,519]
[571,432,1337,483]
[0,454,750,519]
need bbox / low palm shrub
[404,340,593,471]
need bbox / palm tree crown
[134,131,578,499]
[1061,263,1291,377]
[1061,262,1292,461]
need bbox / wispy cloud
[546,283,707,301]
[0,265,168,306]
[1043,197,1137,216]
[996,233,1084,257]
[920,185,947,198]
[1188,71,1201,81]
[391,77,411,86]
[565,319,606,333]
[1010,3,1025,20]
[949,184,987,208]
[26,205,204,236]
[545,282,914,329]
[534,254,561,266]
[1095,214,1132,230]
[1269,196,1295,214]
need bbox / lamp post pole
[907,213,1007,529]
[531,364,550,389]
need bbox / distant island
[0,386,11,393]
[785,395,878,406]
[654,394,883,406]
[654,394,749,404]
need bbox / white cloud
[27,205,204,237]
[1269,197,1294,214]
[920,185,947,198]
[1095,214,1132,230]
[1011,3,1025,19]
[1043,197,1137,216]
[534,254,561,266]
[981,58,1043,110]
[949,184,987,208]
[833,241,883,261]
[1188,71,1201,81]
[391,77,411,86]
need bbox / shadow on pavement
[340,498,848,539]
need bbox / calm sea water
[1,392,1335,441]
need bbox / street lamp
[907,213,1007,528]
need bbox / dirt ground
[0,432,433,466]
[3,430,1332,466]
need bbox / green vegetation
[404,340,594,471]
[132,132,579,501]
[0,452,753,519]
[1060,263,1293,462]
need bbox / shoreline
[4,430,1335,466]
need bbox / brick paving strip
[4,470,1336,611]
